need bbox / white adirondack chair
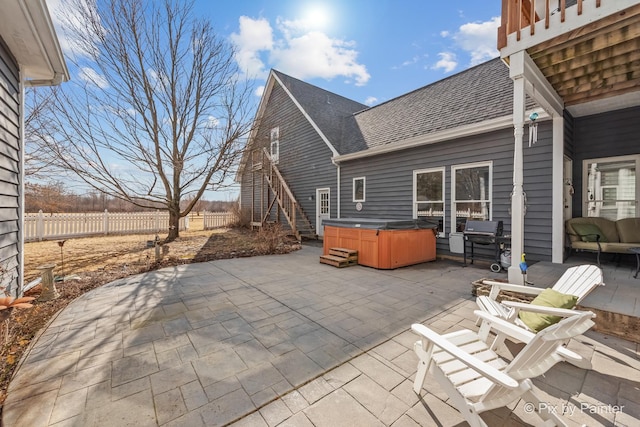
[412,310,595,427]
[475,264,603,368]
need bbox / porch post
[552,115,565,263]
[508,56,527,285]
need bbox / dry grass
[0,221,300,411]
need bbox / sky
[45,0,503,201]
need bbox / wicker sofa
[566,217,640,264]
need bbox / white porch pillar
[552,115,565,263]
[508,73,527,285]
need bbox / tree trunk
[167,208,181,242]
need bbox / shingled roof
[264,58,531,159]
[341,58,516,154]
[272,70,368,154]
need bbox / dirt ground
[0,219,300,410]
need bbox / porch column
[552,115,565,263]
[508,72,527,285]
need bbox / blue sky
[201,0,502,106]
[46,0,503,201]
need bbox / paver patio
[3,246,640,426]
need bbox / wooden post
[36,210,44,241]
[103,209,109,235]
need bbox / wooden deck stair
[320,248,358,268]
[259,148,316,241]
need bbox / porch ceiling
[528,3,640,108]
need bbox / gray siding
[240,80,338,229]
[338,122,554,262]
[0,39,21,297]
[571,106,640,218]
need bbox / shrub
[228,203,252,229]
[255,223,288,253]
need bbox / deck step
[320,248,358,268]
[328,248,358,262]
[319,255,358,268]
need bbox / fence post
[103,209,109,235]
[37,210,44,241]
[155,210,160,233]
[184,215,189,230]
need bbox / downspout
[18,72,25,297]
[332,158,340,219]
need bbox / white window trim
[413,167,445,237]
[450,161,493,233]
[270,127,279,164]
[582,154,639,218]
[353,177,365,202]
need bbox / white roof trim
[271,72,340,157]
[333,110,548,163]
[235,74,278,181]
[0,0,69,85]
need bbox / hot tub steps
[320,248,358,268]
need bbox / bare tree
[34,0,254,240]
[24,87,61,179]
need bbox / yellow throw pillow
[518,288,578,332]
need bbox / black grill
[463,220,504,267]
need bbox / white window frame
[582,154,639,220]
[353,177,365,202]
[413,167,445,237]
[270,127,279,164]
[451,161,493,233]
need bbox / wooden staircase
[320,248,358,268]
[259,148,316,241]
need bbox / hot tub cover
[322,218,438,230]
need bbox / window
[584,155,639,220]
[270,127,279,164]
[451,162,492,232]
[353,177,365,202]
[413,168,445,236]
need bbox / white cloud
[364,96,378,106]
[452,17,500,66]
[392,55,421,70]
[254,85,265,97]
[432,52,457,73]
[440,30,450,37]
[231,15,370,86]
[205,116,219,129]
[230,16,274,79]
[78,67,109,88]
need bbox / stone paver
[4,245,640,426]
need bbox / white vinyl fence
[25,210,189,242]
[203,211,236,229]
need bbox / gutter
[20,0,70,87]
[24,72,66,87]
[332,110,548,163]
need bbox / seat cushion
[571,223,607,242]
[518,288,578,332]
[616,218,640,243]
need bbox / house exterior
[498,0,640,283]
[238,70,367,239]
[0,0,69,297]
[239,0,640,280]
[239,60,549,257]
